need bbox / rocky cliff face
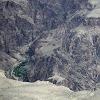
[0,0,100,91]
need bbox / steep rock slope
[0,0,100,91]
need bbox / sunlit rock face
[0,70,97,100]
[0,0,100,92]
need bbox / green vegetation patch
[13,60,28,78]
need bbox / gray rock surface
[0,0,100,91]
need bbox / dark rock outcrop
[0,0,100,91]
